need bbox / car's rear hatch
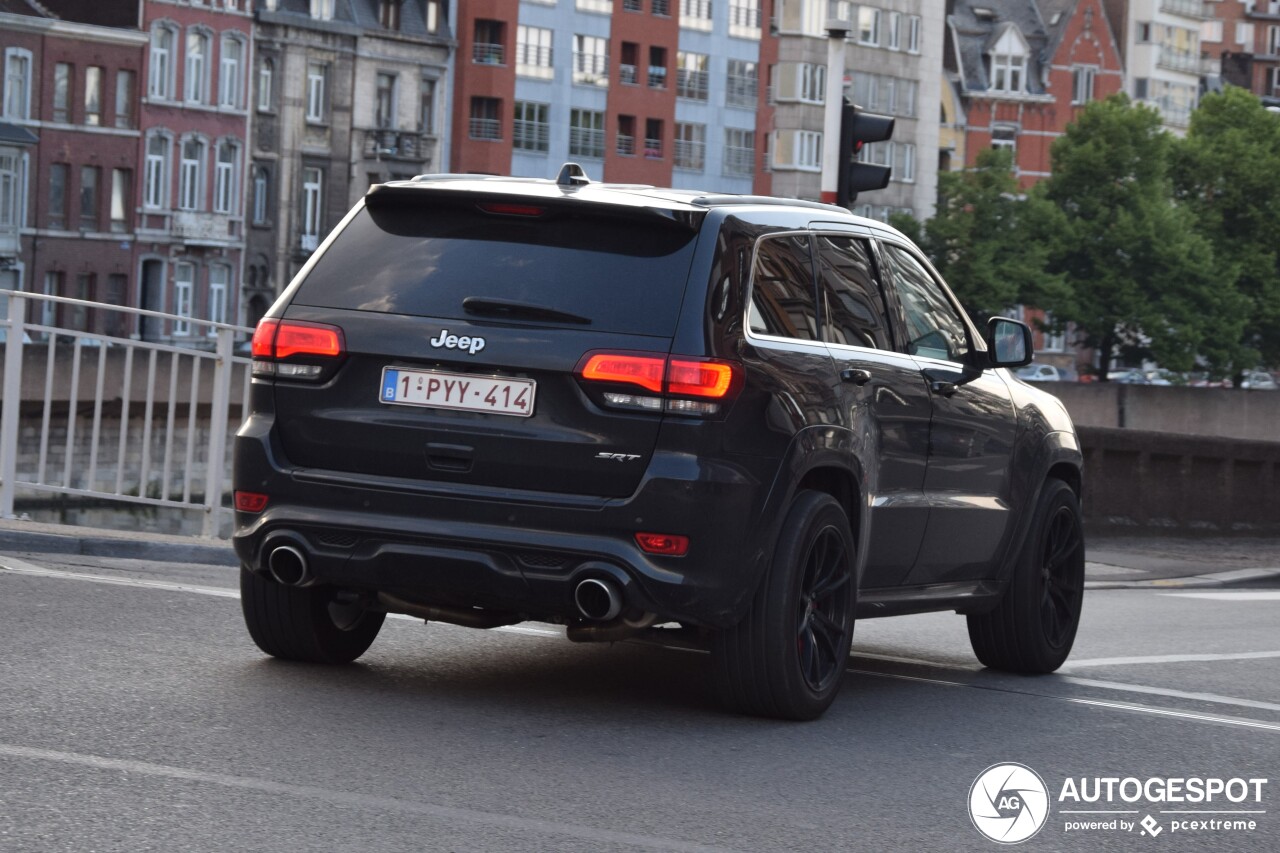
[268,182,706,499]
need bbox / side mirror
[986,317,1033,368]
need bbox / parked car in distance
[1241,369,1278,391]
[1015,363,1062,382]
[1186,371,1233,389]
[234,167,1086,721]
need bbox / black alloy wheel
[967,478,1085,673]
[713,490,857,721]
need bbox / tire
[967,478,1085,673]
[712,491,857,721]
[240,567,385,664]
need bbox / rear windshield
[292,197,701,337]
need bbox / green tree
[1038,95,1243,378]
[893,148,1060,322]
[1172,86,1280,379]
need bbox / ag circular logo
[969,763,1051,844]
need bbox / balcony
[361,129,430,161]
[647,66,668,88]
[620,63,639,85]
[473,42,505,65]
[1246,0,1280,18]
[652,0,670,15]
[676,69,710,100]
[643,137,663,159]
[171,211,235,245]
[617,133,635,156]
[1158,0,1208,19]
[1156,46,1202,75]
[469,117,501,140]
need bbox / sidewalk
[0,517,1278,588]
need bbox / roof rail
[690,194,848,213]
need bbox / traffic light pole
[820,20,851,206]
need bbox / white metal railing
[0,291,253,538]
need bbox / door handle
[840,368,872,386]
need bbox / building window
[897,143,915,183]
[992,124,1017,156]
[726,59,758,107]
[3,48,32,119]
[1270,25,1280,55]
[0,153,19,229]
[1236,22,1254,47]
[375,72,397,128]
[53,63,71,123]
[258,59,275,113]
[84,66,103,126]
[577,0,612,12]
[616,114,636,155]
[208,265,229,330]
[150,24,176,100]
[49,163,68,229]
[144,133,170,210]
[724,127,754,177]
[573,35,609,86]
[1201,19,1223,44]
[513,101,549,152]
[907,15,922,54]
[569,108,605,158]
[729,0,761,37]
[306,62,327,122]
[516,25,554,78]
[680,0,713,30]
[378,0,401,29]
[1072,66,1096,104]
[110,168,131,232]
[469,97,501,140]
[79,166,100,230]
[419,77,436,133]
[311,0,335,19]
[252,165,269,224]
[174,263,193,336]
[989,36,1027,94]
[213,140,238,214]
[648,46,668,88]
[178,137,206,211]
[219,35,244,109]
[301,167,323,248]
[115,70,136,128]
[644,118,664,158]
[800,62,826,103]
[887,12,902,50]
[773,129,822,171]
[426,0,440,31]
[474,20,505,65]
[674,122,706,171]
[676,52,709,100]
[858,7,881,46]
[186,30,211,104]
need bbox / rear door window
[292,198,700,338]
[747,234,819,341]
[814,233,893,351]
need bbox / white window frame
[516,25,554,79]
[306,62,327,123]
[150,24,177,100]
[144,131,172,210]
[207,264,229,333]
[897,142,915,183]
[178,136,206,211]
[1072,65,1096,104]
[723,127,754,177]
[1236,22,1254,48]
[3,48,33,120]
[302,166,323,241]
[375,71,397,128]
[887,12,902,50]
[173,262,194,336]
[673,122,706,171]
[799,63,826,104]
[185,29,211,104]
[991,52,1026,94]
[907,15,922,54]
[213,139,238,214]
[573,35,609,86]
[858,7,881,46]
[219,34,245,109]
[252,165,268,224]
[512,100,550,152]
[257,58,273,112]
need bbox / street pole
[820,20,851,205]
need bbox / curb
[0,528,237,567]
[1085,567,1280,590]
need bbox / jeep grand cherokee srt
[233,167,1085,721]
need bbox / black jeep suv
[233,168,1085,720]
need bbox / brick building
[1201,0,1280,102]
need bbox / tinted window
[880,243,971,362]
[815,234,892,351]
[292,199,699,337]
[748,234,819,341]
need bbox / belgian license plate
[379,368,536,417]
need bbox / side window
[880,243,971,362]
[815,233,893,351]
[748,234,819,341]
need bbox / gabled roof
[947,0,1052,97]
[262,0,443,40]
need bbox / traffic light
[836,100,895,208]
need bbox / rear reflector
[234,491,269,513]
[635,532,689,556]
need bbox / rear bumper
[233,418,770,628]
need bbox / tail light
[577,352,741,416]
[252,318,345,379]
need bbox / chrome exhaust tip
[574,578,623,622]
[267,544,310,587]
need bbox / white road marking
[1161,591,1280,601]
[0,744,738,853]
[1061,650,1280,669]
[1085,562,1147,575]
[6,559,1280,730]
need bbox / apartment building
[1,2,146,336]
[1202,0,1280,101]
[451,0,773,194]
[1103,0,1212,130]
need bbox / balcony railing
[170,211,235,245]
[652,0,670,16]
[726,74,758,107]
[620,63,639,85]
[512,122,550,152]
[623,0,642,10]
[676,69,709,100]
[648,66,668,88]
[1159,0,1208,18]
[1156,46,1201,74]
[723,145,755,177]
[473,42,505,65]
[616,133,635,156]
[469,117,501,140]
[643,137,663,158]
[569,128,605,159]
[361,129,429,161]
[673,139,705,170]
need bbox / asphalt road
[0,552,1276,853]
